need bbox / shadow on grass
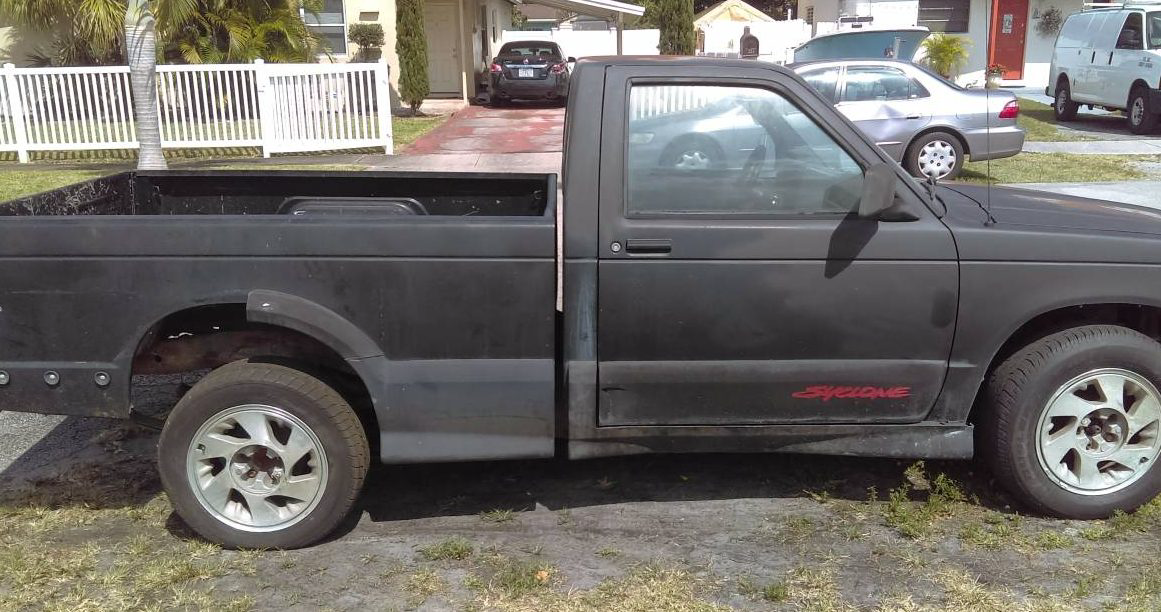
[0,416,1018,545]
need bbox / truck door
[595,65,959,426]
[1109,12,1147,108]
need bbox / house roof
[515,0,644,20]
[693,0,775,26]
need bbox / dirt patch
[0,420,1158,610]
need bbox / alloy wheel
[186,404,329,532]
[1036,369,1161,495]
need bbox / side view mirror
[859,162,897,218]
[567,56,577,63]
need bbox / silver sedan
[791,59,1025,180]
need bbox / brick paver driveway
[404,104,565,154]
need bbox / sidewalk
[1023,140,1161,154]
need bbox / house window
[304,0,347,55]
[918,0,970,33]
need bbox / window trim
[917,0,970,34]
[622,79,868,220]
[303,0,348,57]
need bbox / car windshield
[1149,12,1161,48]
[498,43,560,59]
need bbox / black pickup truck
[3,57,1161,549]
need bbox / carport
[515,0,646,54]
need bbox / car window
[1117,13,1144,49]
[625,84,864,217]
[498,43,561,58]
[841,66,926,102]
[1148,12,1161,48]
[800,67,840,103]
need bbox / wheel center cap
[230,445,285,495]
[1077,409,1127,457]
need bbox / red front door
[989,0,1029,80]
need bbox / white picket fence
[0,60,393,162]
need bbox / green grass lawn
[1017,99,1089,142]
[960,152,1161,184]
[393,115,447,149]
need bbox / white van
[1047,4,1161,133]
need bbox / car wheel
[1054,81,1079,121]
[158,359,370,549]
[1127,87,1158,134]
[979,325,1161,519]
[904,131,964,181]
[661,137,723,171]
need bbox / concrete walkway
[1023,139,1161,154]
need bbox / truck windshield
[1150,12,1161,48]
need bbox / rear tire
[979,326,1161,519]
[158,360,369,549]
[1054,80,1079,121]
[904,131,964,181]
[1127,86,1159,134]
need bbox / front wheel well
[967,303,1161,425]
[130,304,377,443]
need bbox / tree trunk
[125,0,166,170]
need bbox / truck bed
[0,170,558,463]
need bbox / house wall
[0,23,53,66]
[469,0,513,97]
[958,0,1082,88]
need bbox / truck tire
[904,131,964,181]
[1127,86,1159,135]
[158,360,369,549]
[1053,80,1079,121]
[979,325,1161,519]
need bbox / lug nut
[43,371,59,386]
[1081,417,1091,427]
[93,372,110,387]
[0,371,8,386]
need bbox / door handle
[905,114,922,119]
[624,238,672,255]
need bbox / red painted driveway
[404,104,565,154]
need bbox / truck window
[625,84,863,216]
[1117,13,1144,50]
[841,66,927,102]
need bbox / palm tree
[126,0,167,169]
[0,0,316,66]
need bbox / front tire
[1127,87,1159,135]
[158,360,369,549]
[979,326,1161,519]
[904,131,964,181]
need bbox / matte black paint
[5,57,1161,465]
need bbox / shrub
[921,33,970,79]
[348,23,385,61]
[396,0,430,112]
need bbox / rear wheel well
[967,303,1161,425]
[908,127,969,157]
[1056,73,1069,90]
[1128,79,1153,104]
[130,304,377,444]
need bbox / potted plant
[348,23,386,62]
[986,63,1006,89]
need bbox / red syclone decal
[792,385,911,402]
